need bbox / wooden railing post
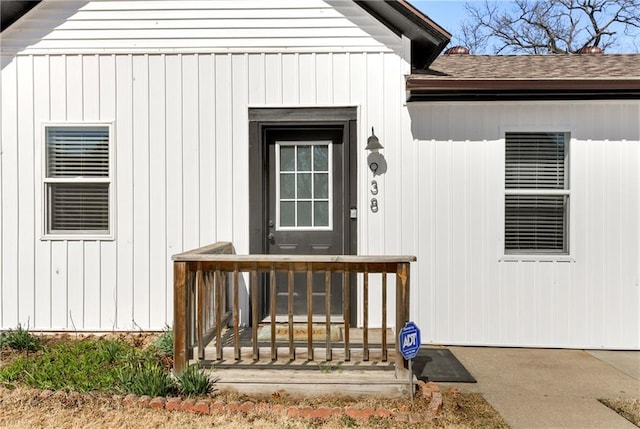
[395,262,410,378]
[173,261,188,374]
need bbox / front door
[248,108,357,321]
[266,128,346,315]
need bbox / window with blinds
[44,126,111,236]
[505,132,569,254]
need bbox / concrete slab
[442,347,640,429]
[588,350,640,381]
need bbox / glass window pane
[280,173,295,199]
[47,127,109,178]
[280,201,295,227]
[314,173,328,199]
[297,146,311,171]
[314,201,329,227]
[49,183,109,231]
[280,146,295,172]
[313,145,329,171]
[297,173,312,199]
[297,201,312,226]
[505,195,566,253]
[505,132,565,190]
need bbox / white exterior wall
[407,102,640,349]
[3,1,639,349]
[0,0,408,331]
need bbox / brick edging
[6,384,444,424]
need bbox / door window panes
[276,141,332,230]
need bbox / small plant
[175,364,216,397]
[154,325,173,358]
[98,339,128,363]
[0,325,41,352]
[121,361,175,397]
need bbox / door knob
[267,232,275,241]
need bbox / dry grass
[0,387,507,429]
[600,398,640,427]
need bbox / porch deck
[172,242,416,396]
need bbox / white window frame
[503,130,571,256]
[275,140,333,231]
[42,122,115,240]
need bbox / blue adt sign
[399,321,421,360]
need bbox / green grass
[0,338,149,392]
[0,327,216,398]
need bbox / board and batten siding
[406,102,640,349]
[0,49,407,330]
[1,0,409,331]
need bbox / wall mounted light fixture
[365,127,384,153]
[365,127,387,176]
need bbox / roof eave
[356,1,451,69]
[406,78,640,92]
[0,1,41,32]
[407,77,640,101]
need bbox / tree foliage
[459,0,640,54]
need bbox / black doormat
[411,348,476,383]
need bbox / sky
[411,0,473,44]
[410,0,639,53]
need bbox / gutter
[406,77,640,101]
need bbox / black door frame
[248,107,357,324]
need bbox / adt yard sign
[399,321,421,360]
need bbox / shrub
[175,364,217,397]
[0,325,41,352]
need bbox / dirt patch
[39,332,161,348]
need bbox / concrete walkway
[442,347,640,429]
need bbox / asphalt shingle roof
[419,54,640,80]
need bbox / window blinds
[505,132,568,253]
[48,184,109,231]
[46,127,109,177]
[45,126,110,234]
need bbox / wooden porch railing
[172,242,416,378]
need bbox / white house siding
[0,2,410,331]
[407,101,640,349]
[0,0,400,55]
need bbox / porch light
[366,127,386,176]
[365,127,384,152]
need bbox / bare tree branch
[459,0,640,54]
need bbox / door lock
[267,232,275,241]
